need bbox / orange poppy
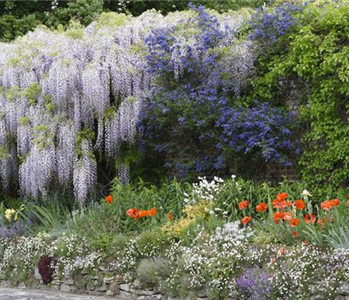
[272,199,292,209]
[330,198,339,206]
[148,207,157,217]
[317,219,325,229]
[294,199,305,210]
[304,214,316,224]
[302,241,308,246]
[137,210,150,218]
[291,231,298,238]
[137,207,157,218]
[105,195,113,203]
[256,202,268,212]
[290,218,300,227]
[126,208,139,219]
[321,199,339,210]
[277,192,288,201]
[241,216,252,225]
[168,212,173,221]
[238,200,249,210]
[273,211,285,224]
[346,200,349,207]
[283,212,293,222]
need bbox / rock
[60,284,76,292]
[48,284,60,291]
[17,283,26,289]
[138,297,146,300]
[34,268,42,280]
[120,291,137,300]
[120,283,131,292]
[132,279,141,289]
[99,266,108,272]
[345,296,349,300]
[130,289,155,296]
[335,296,346,300]
[0,281,10,288]
[86,282,95,291]
[339,283,349,295]
[197,290,206,298]
[115,274,124,283]
[64,279,75,285]
[310,295,326,300]
[103,276,115,284]
[97,285,107,292]
[81,269,89,275]
[106,290,114,296]
[109,282,120,295]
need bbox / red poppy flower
[126,208,139,219]
[256,202,268,212]
[168,212,173,221]
[277,192,288,201]
[304,214,316,224]
[330,198,339,206]
[283,212,293,222]
[238,200,249,210]
[241,216,252,226]
[290,218,300,227]
[294,199,305,210]
[346,200,349,207]
[273,211,285,224]
[291,231,298,238]
[148,207,157,217]
[321,199,339,210]
[105,195,113,203]
[272,199,292,209]
[317,219,325,229]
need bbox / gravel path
[0,288,110,300]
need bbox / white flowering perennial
[0,10,254,203]
[184,176,226,204]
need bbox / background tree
[0,0,265,42]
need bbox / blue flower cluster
[249,3,304,41]
[139,4,298,180]
[218,101,299,166]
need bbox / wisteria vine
[0,8,257,202]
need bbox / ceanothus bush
[249,2,304,42]
[139,5,297,180]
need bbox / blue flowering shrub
[139,4,298,181]
[249,2,304,42]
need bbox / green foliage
[0,0,264,42]
[252,0,349,190]
[137,258,171,287]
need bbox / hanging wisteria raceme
[0,8,255,202]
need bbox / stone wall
[1,271,349,300]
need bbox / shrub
[140,5,297,181]
[252,0,349,190]
[38,256,57,285]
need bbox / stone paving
[0,288,110,300]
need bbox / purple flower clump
[236,267,273,300]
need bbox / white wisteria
[0,9,255,203]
